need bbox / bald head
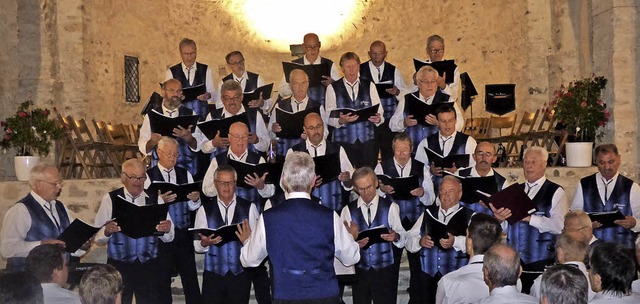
[303,33,321,62]
[368,40,388,66]
[303,112,324,146]
[162,79,183,109]
[289,69,309,100]
[473,141,497,173]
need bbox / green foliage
[0,101,66,156]
[550,75,609,142]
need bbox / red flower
[41,109,50,116]
[580,101,587,107]
[598,121,605,126]
[597,99,603,105]
[18,111,28,117]
[6,128,12,134]
[564,92,572,98]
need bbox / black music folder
[140,92,163,116]
[404,97,454,126]
[148,110,199,137]
[243,83,274,106]
[227,159,282,188]
[374,81,395,99]
[283,62,331,87]
[423,208,468,250]
[413,59,457,84]
[329,104,380,124]
[481,183,537,225]
[146,181,203,202]
[377,174,421,201]
[189,224,240,246]
[588,211,626,228]
[445,173,499,203]
[357,225,390,249]
[57,219,101,253]
[275,107,321,139]
[313,153,341,186]
[424,147,470,169]
[196,113,250,139]
[182,83,207,101]
[111,195,170,239]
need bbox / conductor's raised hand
[245,172,268,190]
[236,219,251,245]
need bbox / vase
[14,156,41,181]
[565,142,593,167]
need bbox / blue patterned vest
[202,196,251,275]
[264,197,338,301]
[214,151,264,208]
[580,174,636,248]
[403,91,451,152]
[426,131,469,193]
[292,57,333,103]
[275,97,323,158]
[6,194,71,270]
[360,61,397,121]
[330,79,375,144]
[419,204,473,276]
[291,141,346,212]
[347,196,395,270]
[207,107,260,156]
[107,188,161,263]
[506,181,560,264]
[222,71,259,93]
[380,158,426,230]
[169,62,209,120]
[458,168,506,214]
[149,105,198,175]
[146,165,192,229]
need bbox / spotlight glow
[235,0,361,51]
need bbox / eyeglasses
[221,95,242,102]
[356,184,376,193]
[439,189,459,196]
[304,44,320,50]
[39,180,63,187]
[429,48,445,54]
[419,79,437,85]
[164,88,183,94]
[229,133,249,140]
[215,180,236,187]
[122,172,147,181]
[228,59,245,66]
[304,124,324,131]
[158,149,180,159]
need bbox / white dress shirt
[165,62,215,102]
[278,56,341,97]
[339,195,407,248]
[571,172,640,232]
[214,70,272,111]
[374,158,436,206]
[407,59,461,101]
[478,285,538,304]
[200,104,270,153]
[41,283,82,304]
[286,139,354,190]
[202,149,275,198]
[405,204,469,253]
[456,167,511,191]
[590,291,640,304]
[93,188,174,245]
[267,95,330,140]
[240,192,360,267]
[193,194,260,253]
[518,176,568,234]
[324,78,385,129]
[389,91,464,133]
[436,254,487,304]
[144,164,201,211]
[529,261,595,301]
[0,192,80,259]
[137,105,207,155]
[415,131,477,174]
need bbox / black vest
[170,62,208,90]
[222,71,259,92]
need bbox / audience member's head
[26,243,68,286]
[539,264,588,304]
[483,243,521,290]
[466,213,502,256]
[282,152,316,193]
[0,271,43,304]
[555,232,588,264]
[563,210,593,245]
[588,242,635,296]
[79,264,123,304]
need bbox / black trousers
[108,257,171,304]
[340,139,378,169]
[416,271,443,304]
[403,250,422,304]
[158,228,201,304]
[246,260,272,304]
[352,263,400,304]
[521,258,554,294]
[374,121,399,161]
[201,270,252,304]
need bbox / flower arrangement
[1,101,66,156]
[550,75,609,142]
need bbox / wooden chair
[505,110,540,160]
[463,117,490,139]
[485,114,517,143]
[91,119,124,176]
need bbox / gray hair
[28,162,58,189]
[214,165,238,181]
[121,158,144,174]
[282,152,315,192]
[483,243,521,288]
[540,264,588,304]
[523,146,549,162]
[415,65,438,81]
[426,35,445,48]
[221,79,242,95]
[79,264,123,304]
[157,136,178,150]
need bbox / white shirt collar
[287,192,311,200]
[357,195,380,210]
[232,70,248,82]
[228,149,249,161]
[30,191,54,208]
[596,172,619,183]
[292,95,309,104]
[161,104,180,116]
[470,166,495,177]
[368,60,385,71]
[217,195,237,207]
[303,56,322,65]
[526,176,547,187]
[222,105,246,117]
[181,62,197,72]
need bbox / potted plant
[1,100,66,180]
[550,75,609,167]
